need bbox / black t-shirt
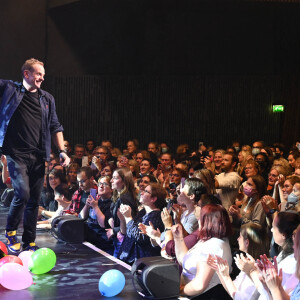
[3,89,42,155]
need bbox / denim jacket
[0,79,63,161]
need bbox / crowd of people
[1,138,300,299]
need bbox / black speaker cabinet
[131,256,180,299]
[51,215,84,243]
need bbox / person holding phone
[79,176,114,254]
[65,166,97,215]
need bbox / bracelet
[165,228,172,232]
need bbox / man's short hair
[224,151,239,167]
[79,166,93,179]
[21,58,44,78]
[74,144,85,150]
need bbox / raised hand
[161,207,173,228]
[119,203,132,218]
[171,224,183,240]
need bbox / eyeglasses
[98,182,109,187]
[95,152,107,155]
[170,173,180,177]
[49,176,58,181]
[78,178,88,184]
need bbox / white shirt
[182,237,232,295]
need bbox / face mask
[234,147,240,152]
[161,147,168,153]
[252,148,260,156]
[288,193,299,203]
[244,185,257,197]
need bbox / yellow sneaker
[23,242,39,252]
[5,230,21,253]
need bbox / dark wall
[0,0,299,152]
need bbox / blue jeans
[6,153,45,244]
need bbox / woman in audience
[37,184,71,228]
[262,224,300,300]
[207,222,270,299]
[100,162,116,178]
[108,168,138,256]
[39,169,67,218]
[194,169,216,195]
[128,159,139,181]
[288,151,300,172]
[66,162,79,194]
[117,183,166,264]
[237,150,252,178]
[281,176,300,211]
[139,159,153,177]
[135,150,151,166]
[229,175,268,229]
[174,204,232,299]
[236,212,300,299]
[209,149,225,176]
[80,176,114,254]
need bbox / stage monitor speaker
[51,215,84,243]
[131,256,180,299]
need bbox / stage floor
[0,206,145,300]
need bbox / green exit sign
[273,105,284,112]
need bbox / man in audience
[215,152,241,210]
[154,153,174,185]
[252,140,264,156]
[148,142,160,156]
[72,144,89,167]
[66,166,96,215]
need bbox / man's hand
[59,152,70,167]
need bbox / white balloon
[18,251,34,270]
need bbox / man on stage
[0,58,70,252]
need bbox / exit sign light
[273,105,284,112]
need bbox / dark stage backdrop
[1,0,300,152]
[45,74,295,151]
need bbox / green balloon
[28,248,56,274]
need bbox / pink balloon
[0,263,33,290]
[18,251,33,270]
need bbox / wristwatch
[59,149,67,154]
